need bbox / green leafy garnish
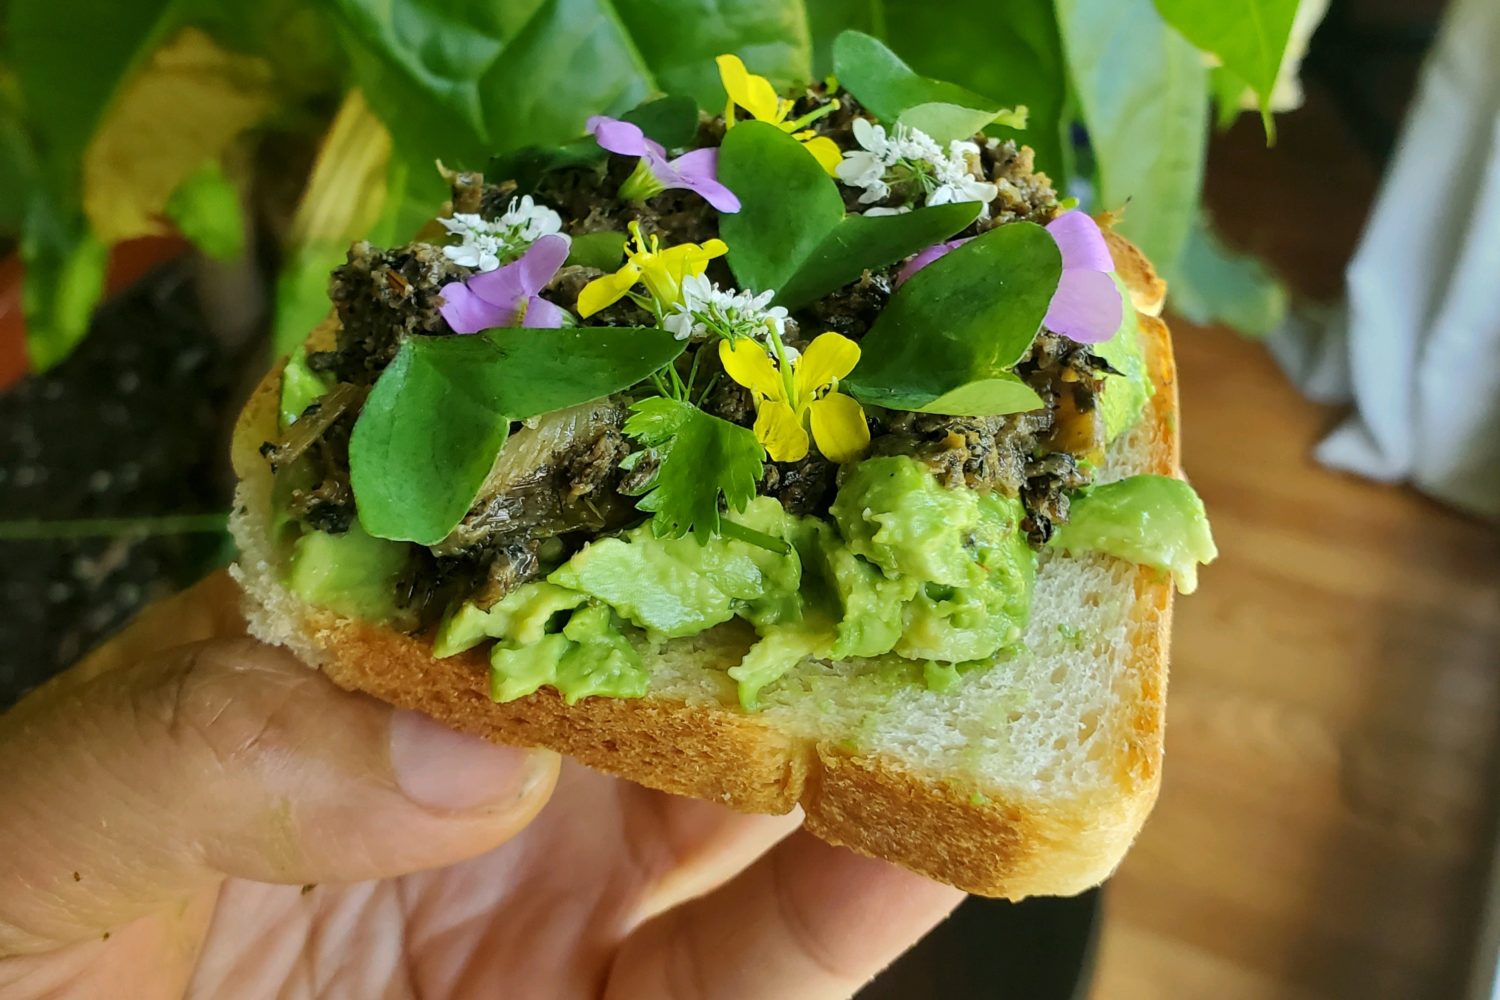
[718,121,979,309]
[831,32,1017,142]
[845,222,1060,416]
[621,396,765,543]
[350,327,685,545]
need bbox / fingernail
[388,709,548,812]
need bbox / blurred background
[3,0,1498,997]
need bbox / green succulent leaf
[718,121,979,309]
[845,222,1060,416]
[622,396,765,543]
[350,326,685,545]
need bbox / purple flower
[895,238,971,287]
[438,233,570,334]
[893,210,1124,345]
[1042,210,1122,344]
[587,116,741,213]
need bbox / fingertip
[388,709,558,814]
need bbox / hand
[0,573,962,999]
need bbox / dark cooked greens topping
[264,34,1134,626]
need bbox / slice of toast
[230,241,1176,899]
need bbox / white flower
[438,195,563,272]
[665,273,788,343]
[835,117,997,217]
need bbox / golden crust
[229,241,1177,899]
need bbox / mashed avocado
[1094,274,1154,443]
[425,456,1041,708]
[489,602,648,704]
[831,456,984,587]
[279,347,331,430]
[286,520,407,623]
[1049,474,1218,593]
[896,493,1034,661]
[549,497,804,638]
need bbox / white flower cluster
[664,273,790,346]
[438,195,563,271]
[835,118,999,217]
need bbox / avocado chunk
[1049,474,1218,593]
[831,456,983,587]
[286,520,408,624]
[550,496,803,638]
[490,603,649,704]
[1094,274,1155,444]
[896,493,1035,662]
[433,582,586,658]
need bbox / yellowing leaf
[83,27,275,243]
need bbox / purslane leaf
[845,222,1060,416]
[350,326,685,545]
[622,397,764,543]
[717,121,980,309]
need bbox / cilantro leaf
[622,397,764,543]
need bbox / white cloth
[1268,0,1500,519]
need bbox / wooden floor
[1090,95,1500,997]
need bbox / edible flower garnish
[664,273,787,342]
[836,118,998,217]
[1042,210,1122,344]
[438,233,570,332]
[894,210,1123,344]
[720,331,869,463]
[716,54,841,175]
[577,221,727,319]
[587,116,741,213]
[438,196,562,272]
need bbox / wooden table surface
[1089,92,1500,998]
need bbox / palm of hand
[0,578,960,999]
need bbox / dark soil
[0,264,238,707]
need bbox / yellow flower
[577,220,727,317]
[720,332,870,463]
[716,54,842,176]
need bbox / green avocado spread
[284,456,1209,709]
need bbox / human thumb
[0,637,558,955]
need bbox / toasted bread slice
[229,238,1178,899]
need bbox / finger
[612,781,804,926]
[606,830,964,1000]
[0,638,559,955]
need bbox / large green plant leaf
[717,121,979,308]
[324,0,656,167]
[6,0,182,370]
[611,0,812,110]
[326,0,812,168]
[350,327,684,544]
[1057,0,1207,279]
[1152,0,1298,133]
[810,4,1067,177]
[1171,214,1288,336]
[845,222,1060,415]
